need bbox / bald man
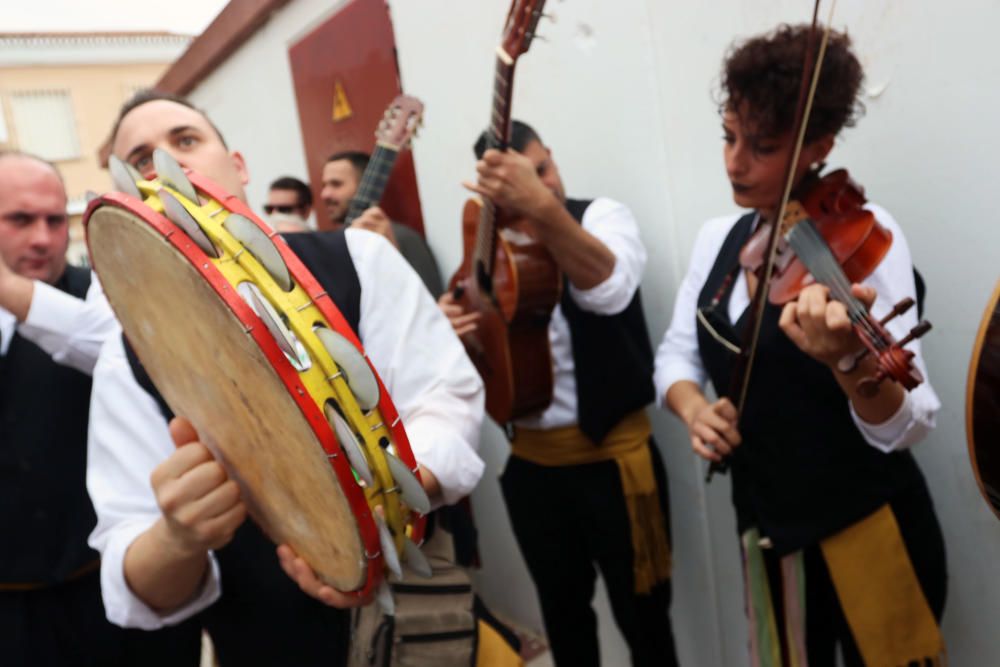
[0,152,200,665]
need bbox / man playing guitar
[444,120,678,667]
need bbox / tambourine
[85,149,429,605]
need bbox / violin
[739,168,932,396]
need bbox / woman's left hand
[779,283,876,367]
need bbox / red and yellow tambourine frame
[85,160,427,601]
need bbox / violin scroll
[835,297,933,396]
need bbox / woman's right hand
[687,397,742,462]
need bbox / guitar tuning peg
[541,12,557,23]
[530,32,548,42]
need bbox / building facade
[0,31,191,263]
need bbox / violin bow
[708,0,838,480]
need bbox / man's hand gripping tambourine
[86,149,431,611]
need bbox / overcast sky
[0,0,229,35]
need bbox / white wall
[189,1,1000,664]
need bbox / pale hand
[150,417,247,559]
[352,206,398,249]
[278,462,438,608]
[779,283,876,367]
[276,544,373,608]
[687,397,742,463]
[463,149,554,219]
[437,290,481,337]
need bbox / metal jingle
[152,148,199,204]
[159,189,219,258]
[237,282,299,362]
[375,579,395,615]
[108,155,143,200]
[314,327,380,411]
[323,401,374,487]
[224,213,293,292]
[402,538,433,579]
[121,159,144,184]
[375,513,403,579]
[384,452,431,516]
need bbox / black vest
[126,230,360,666]
[561,198,655,443]
[696,213,924,555]
[0,266,98,583]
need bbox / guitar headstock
[374,95,425,151]
[501,0,547,61]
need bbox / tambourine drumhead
[89,204,367,590]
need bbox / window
[0,98,8,144]
[8,90,81,161]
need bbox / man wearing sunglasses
[263,176,314,232]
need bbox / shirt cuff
[99,519,222,629]
[24,280,79,331]
[850,393,918,453]
[403,422,485,509]
[654,362,707,409]
[567,263,634,316]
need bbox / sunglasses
[263,204,300,215]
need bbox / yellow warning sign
[331,80,353,122]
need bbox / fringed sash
[511,410,671,594]
[743,504,946,666]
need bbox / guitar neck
[474,52,516,277]
[345,143,400,225]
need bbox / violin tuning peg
[856,371,886,398]
[898,320,933,347]
[836,347,869,375]
[879,298,915,326]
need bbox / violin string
[793,223,866,319]
[798,224,887,350]
[793,228,882,349]
[789,221,887,350]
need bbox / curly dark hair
[720,23,864,144]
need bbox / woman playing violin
[655,24,946,665]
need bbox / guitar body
[450,198,561,423]
[967,278,1000,519]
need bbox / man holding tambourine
[84,91,486,666]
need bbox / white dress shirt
[515,197,647,430]
[87,228,485,629]
[654,203,940,453]
[0,274,116,374]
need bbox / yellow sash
[511,410,671,594]
[821,504,946,666]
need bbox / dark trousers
[0,568,201,667]
[761,481,947,666]
[501,441,678,667]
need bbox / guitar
[448,0,560,424]
[966,279,1000,520]
[344,95,424,225]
